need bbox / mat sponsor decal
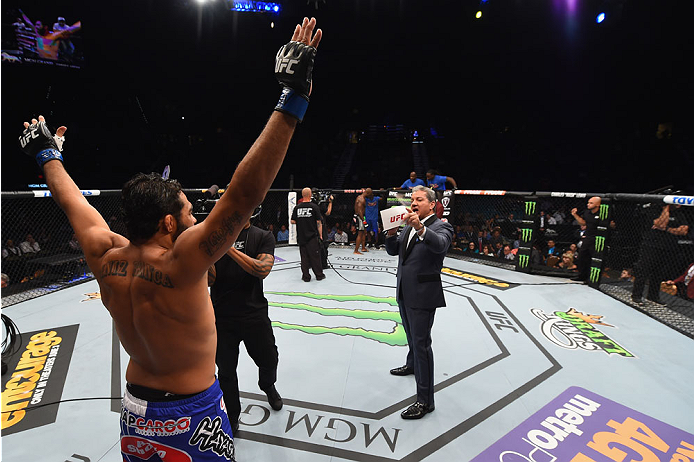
[471,386,694,461]
[441,267,520,290]
[266,291,406,346]
[531,308,634,357]
[81,291,101,302]
[1,324,79,435]
[240,403,402,453]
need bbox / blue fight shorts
[366,220,378,233]
[120,378,236,461]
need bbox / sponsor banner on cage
[471,386,694,462]
[454,190,507,196]
[663,195,694,206]
[32,189,100,197]
[380,206,408,231]
[1,324,79,435]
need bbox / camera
[312,189,332,204]
[193,199,219,221]
[193,198,262,222]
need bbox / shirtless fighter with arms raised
[17,18,322,462]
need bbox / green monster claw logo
[525,201,536,216]
[266,292,407,346]
[521,228,533,242]
[590,267,601,283]
[599,204,609,221]
[518,254,529,268]
[594,236,605,253]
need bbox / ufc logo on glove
[276,58,299,74]
[19,128,40,149]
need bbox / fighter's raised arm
[172,17,322,277]
[18,116,127,266]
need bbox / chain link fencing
[2,187,693,339]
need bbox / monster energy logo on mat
[525,201,536,215]
[266,292,407,346]
[594,236,605,253]
[590,267,601,283]
[599,204,609,221]
[518,254,529,268]
[521,228,533,242]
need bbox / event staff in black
[208,219,283,435]
[291,187,325,281]
[631,204,689,304]
[317,191,333,269]
[570,196,614,282]
[385,185,454,419]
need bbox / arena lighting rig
[227,0,281,13]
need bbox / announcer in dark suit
[385,185,454,419]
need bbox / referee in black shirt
[208,218,283,435]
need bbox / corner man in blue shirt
[425,170,457,192]
[400,171,425,189]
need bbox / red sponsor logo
[121,436,192,462]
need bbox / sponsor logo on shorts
[121,409,192,437]
[121,436,193,462]
[189,416,235,460]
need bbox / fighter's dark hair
[121,173,183,243]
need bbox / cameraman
[313,188,333,268]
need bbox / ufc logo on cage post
[276,58,299,74]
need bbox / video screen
[2,7,83,69]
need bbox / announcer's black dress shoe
[390,365,414,376]
[401,401,435,419]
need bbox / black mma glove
[18,119,64,168]
[274,40,316,123]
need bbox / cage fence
[2,188,693,338]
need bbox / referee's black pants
[215,316,279,425]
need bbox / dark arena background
[2,0,694,461]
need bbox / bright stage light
[476,10,483,19]
[596,12,606,23]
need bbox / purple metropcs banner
[472,386,694,462]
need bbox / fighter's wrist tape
[36,148,64,168]
[274,87,308,122]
